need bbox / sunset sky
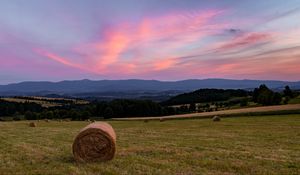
[0,0,300,84]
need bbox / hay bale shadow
[29,122,37,127]
[159,118,166,122]
[212,116,221,122]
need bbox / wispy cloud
[36,9,227,75]
[217,33,272,51]
[1,1,300,82]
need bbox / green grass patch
[289,96,300,104]
[220,109,300,118]
[0,115,299,174]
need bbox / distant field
[114,104,300,121]
[0,114,299,174]
[0,96,89,107]
[289,95,300,104]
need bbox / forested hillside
[162,89,249,106]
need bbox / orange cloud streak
[34,49,91,73]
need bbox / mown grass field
[0,115,299,175]
[0,97,89,108]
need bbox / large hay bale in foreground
[212,116,221,122]
[29,122,37,127]
[72,122,116,162]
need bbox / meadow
[0,114,299,175]
[289,95,300,104]
[0,97,89,108]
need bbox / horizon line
[1,78,299,86]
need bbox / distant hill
[162,89,249,106]
[0,79,299,98]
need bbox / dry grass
[0,114,299,174]
[0,97,89,107]
[113,104,300,121]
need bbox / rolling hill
[0,79,299,98]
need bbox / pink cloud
[52,9,227,75]
[34,48,92,73]
[133,10,224,41]
[183,46,300,81]
[29,8,300,81]
[214,63,241,73]
[94,28,131,71]
[218,32,272,51]
[153,58,177,71]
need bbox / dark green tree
[283,86,294,98]
[254,85,282,106]
[103,107,114,119]
[25,111,37,120]
[240,98,248,107]
[189,103,196,112]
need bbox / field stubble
[0,114,299,175]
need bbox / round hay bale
[159,118,165,122]
[72,122,116,162]
[29,122,37,127]
[212,116,221,122]
[45,119,50,122]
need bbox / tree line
[0,85,298,120]
[0,99,184,120]
[162,89,249,106]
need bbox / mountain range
[0,79,299,99]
